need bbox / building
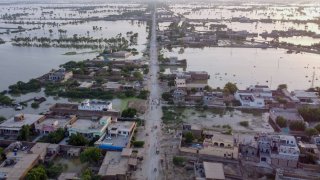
[78,99,112,111]
[291,90,320,105]
[102,82,122,91]
[270,135,300,168]
[0,143,49,179]
[49,103,120,120]
[238,134,259,161]
[0,114,45,138]
[202,132,238,159]
[203,162,225,180]
[48,68,73,82]
[35,115,77,134]
[269,108,304,130]
[68,116,112,139]
[234,90,265,108]
[111,51,132,58]
[107,121,136,137]
[78,81,94,89]
[98,151,129,180]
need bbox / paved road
[140,5,163,180]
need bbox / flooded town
[0,0,319,179]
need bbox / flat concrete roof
[37,118,70,128]
[0,143,49,179]
[98,151,128,177]
[70,119,104,131]
[0,114,44,130]
[203,162,225,180]
[108,121,135,131]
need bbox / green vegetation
[9,79,41,94]
[305,128,319,137]
[38,128,65,144]
[162,107,184,124]
[161,92,172,102]
[68,133,89,146]
[63,51,77,55]
[298,107,320,122]
[184,132,194,143]
[31,102,40,109]
[81,169,101,180]
[80,147,102,165]
[45,163,64,179]
[26,166,47,180]
[223,82,238,95]
[276,116,287,128]
[137,90,149,100]
[277,84,288,90]
[0,116,6,123]
[289,121,306,131]
[173,156,186,166]
[0,94,13,105]
[239,121,249,127]
[122,108,137,118]
[132,141,145,148]
[17,125,31,141]
[315,123,320,132]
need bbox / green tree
[31,102,39,109]
[223,82,238,95]
[289,121,306,131]
[133,71,143,80]
[305,128,319,137]
[26,166,47,180]
[315,123,320,132]
[277,84,288,90]
[162,92,172,101]
[276,116,287,128]
[239,121,249,127]
[68,133,88,146]
[122,108,137,118]
[132,141,145,148]
[17,125,31,141]
[184,132,194,143]
[81,169,100,180]
[80,147,101,164]
[173,156,185,166]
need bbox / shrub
[289,121,306,131]
[31,102,39,109]
[132,141,145,148]
[239,121,249,127]
[305,128,319,137]
[173,156,185,166]
[276,116,287,128]
[184,132,194,144]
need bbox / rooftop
[203,162,225,180]
[0,114,44,130]
[98,151,128,177]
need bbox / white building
[107,121,136,137]
[291,90,320,105]
[234,90,265,108]
[78,99,112,111]
[48,68,73,82]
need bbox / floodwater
[163,47,320,90]
[182,108,273,133]
[0,43,96,91]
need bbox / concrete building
[238,135,259,161]
[98,151,129,180]
[48,68,73,82]
[291,90,320,105]
[78,99,112,111]
[270,135,300,168]
[0,143,49,179]
[68,116,112,139]
[203,162,225,180]
[202,132,238,159]
[35,115,77,134]
[107,121,136,137]
[0,114,45,138]
[234,90,265,108]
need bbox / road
[139,5,163,180]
